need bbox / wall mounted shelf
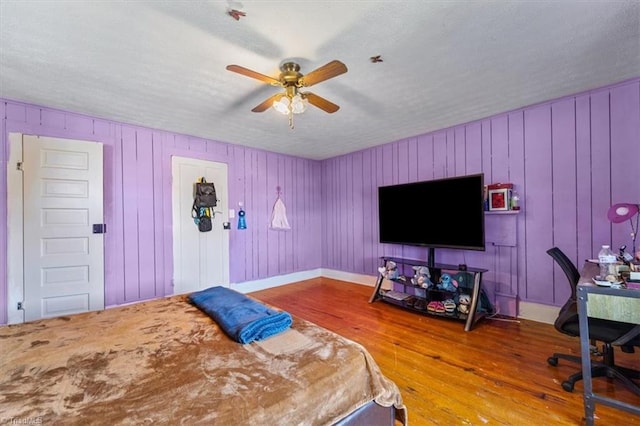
[485,210,520,215]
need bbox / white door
[172,156,229,294]
[8,134,104,322]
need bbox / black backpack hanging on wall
[192,177,218,232]
[194,177,218,208]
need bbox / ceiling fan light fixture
[226,60,347,128]
[273,93,307,115]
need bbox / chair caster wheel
[562,381,574,392]
[547,357,558,366]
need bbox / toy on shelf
[437,273,458,292]
[457,294,471,314]
[377,260,399,280]
[411,265,433,288]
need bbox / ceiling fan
[226,60,348,128]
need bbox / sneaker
[443,299,456,313]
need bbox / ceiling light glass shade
[273,97,290,114]
[290,94,307,114]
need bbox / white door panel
[172,157,229,294]
[21,135,104,321]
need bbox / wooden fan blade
[226,65,281,86]
[251,93,284,112]
[299,60,348,87]
[304,92,340,113]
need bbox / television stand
[369,256,491,331]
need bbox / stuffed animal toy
[458,293,471,314]
[411,265,433,288]
[377,260,399,280]
[437,273,458,292]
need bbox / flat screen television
[378,173,485,263]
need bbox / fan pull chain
[288,112,294,130]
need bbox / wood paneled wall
[1,78,638,324]
[321,78,639,312]
[0,100,322,324]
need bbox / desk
[577,262,640,425]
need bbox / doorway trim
[7,133,24,324]
[171,156,230,295]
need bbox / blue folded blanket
[188,286,292,344]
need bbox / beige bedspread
[0,294,406,425]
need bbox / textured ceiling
[1,1,639,160]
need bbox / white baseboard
[231,269,379,294]
[517,301,560,325]
[231,269,323,293]
[319,269,378,287]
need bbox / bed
[0,292,407,425]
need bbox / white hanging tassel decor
[270,187,291,230]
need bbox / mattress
[0,294,406,425]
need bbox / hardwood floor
[250,278,640,425]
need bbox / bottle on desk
[597,245,617,279]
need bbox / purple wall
[1,78,639,324]
[0,100,323,324]
[321,78,640,312]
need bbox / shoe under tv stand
[369,256,491,331]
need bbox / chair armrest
[612,324,640,346]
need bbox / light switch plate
[229,209,235,218]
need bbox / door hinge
[17,302,23,310]
[16,161,23,171]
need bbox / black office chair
[546,247,640,394]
